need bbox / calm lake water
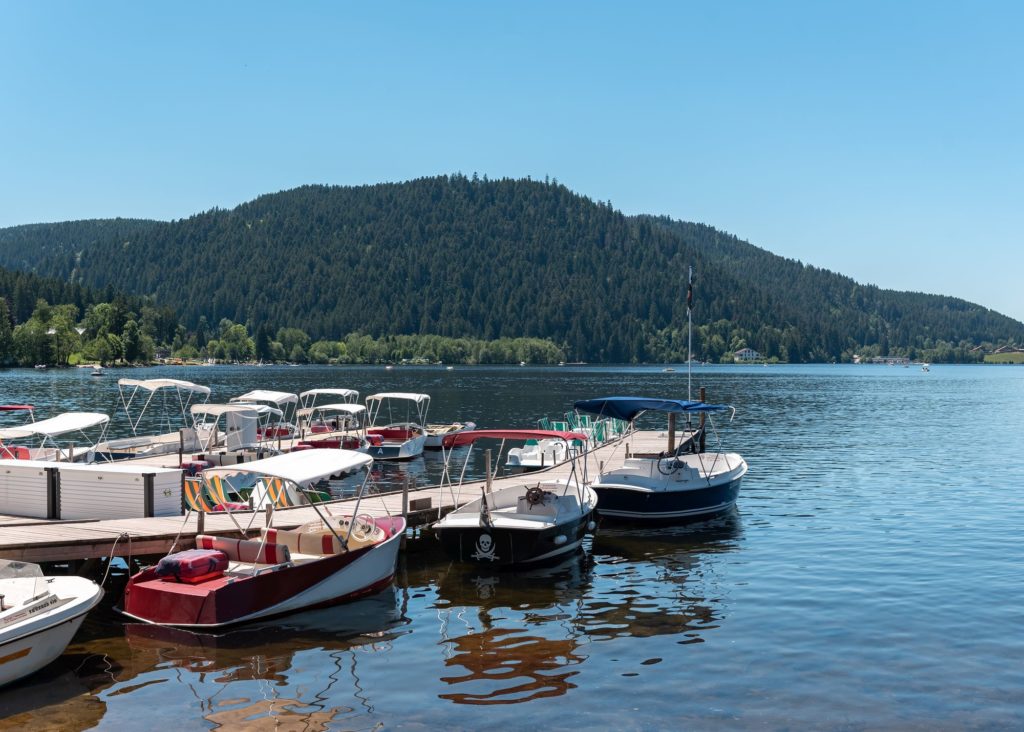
[1,363,1022,730]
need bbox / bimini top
[230,390,299,407]
[0,412,109,440]
[299,388,359,403]
[296,403,367,418]
[445,428,588,448]
[117,378,211,395]
[191,403,279,419]
[364,392,430,405]
[203,449,372,487]
[573,396,731,422]
[0,405,34,412]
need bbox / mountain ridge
[0,175,1019,363]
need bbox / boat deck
[0,430,672,563]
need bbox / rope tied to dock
[100,531,132,587]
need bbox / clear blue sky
[2,1,1021,322]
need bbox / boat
[299,388,360,409]
[229,390,300,440]
[424,420,477,450]
[0,412,110,462]
[432,429,597,566]
[94,378,212,460]
[922,363,930,372]
[119,450,407,628]
[0,405,35,459]
[90,365,104,377]
[188,403,282,461]
[504,432,584,472]
[363,392,430,460]
[0,560,103,687]
[296,402,374,452]
[572,396,748,522]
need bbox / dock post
[402,475,410,517]
[265,504,273,527]
[668,413,676,454]
[401,476,410,549]
[485,450,492,493]
[45,466,61,520]
[197,509,205,535]
[178,429,184,465]
[143,474,155,518]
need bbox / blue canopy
[572,396,730,422]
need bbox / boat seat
[194,534,291,565]
[260,518,384,555]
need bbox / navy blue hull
[594,477,742,523]
[436,511,593,567]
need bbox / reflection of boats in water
[433,553,593,705]
[124,585,405,659]
[120,587,406,727]
[428,514,743,705]
[585,511,743,640]
[0,665,106,728]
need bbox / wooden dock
[0,430,669,563]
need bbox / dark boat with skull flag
[432,430,598,566]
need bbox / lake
[1,363,1022,730]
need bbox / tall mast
[687,266,693,402]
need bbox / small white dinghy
[0,560,103,687]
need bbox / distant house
[734,347,761,362]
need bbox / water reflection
[427,513,741,705]
[433,555,592,705]
[115,588,406,728]
[585,512,742,642]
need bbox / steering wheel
[525,485,545,505]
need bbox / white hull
[367,433,427,460]
[0,575,103,687]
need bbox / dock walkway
[0,430,669,563]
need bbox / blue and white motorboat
[572,396,747,523]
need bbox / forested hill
[0,175,1020,363]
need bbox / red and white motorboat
[119,450,406,628]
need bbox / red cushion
[155,549,228,583]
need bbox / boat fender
[553,535,567,545]
[586,520,596,532]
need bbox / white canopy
[300,388,359,401]
[117,378,211,395]
[230,390,299,407]
[297,403,367,418]
[203,449,372,486]
[0,412,109,440]
[191,404,260,418]
[365,392,430,405]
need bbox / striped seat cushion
[194,534,291,565]
[261,526,344,555]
